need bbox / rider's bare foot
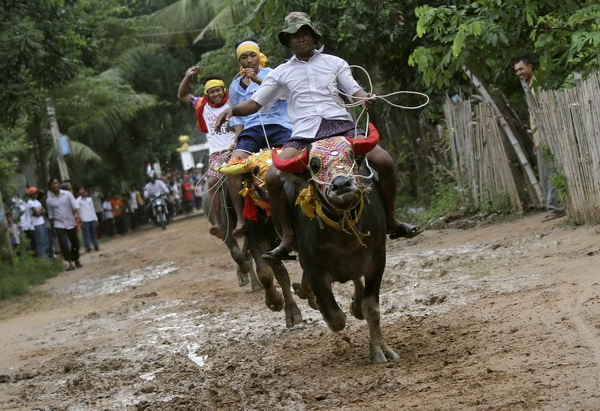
[232,223,246,238]
[209,225,225,240]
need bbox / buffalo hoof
[350,300,364,320]
[370,347,400,364]
[389,222,424,240]
[285,304,303,328]
[265,290,284,312]
[324,310,346,332]
[292,282,319,310]
[292,282,308,298]
[251,279,264,292]
[237,271,249,287]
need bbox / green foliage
[409,0,600,91]
[51,70,158,145]
[7,0,595,215]
[542,144,569,202]
[0,124,31,195]
[0,250,63,300]
[415,181,466,227]
[0,0,91,126]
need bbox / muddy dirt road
[1,212,599,410]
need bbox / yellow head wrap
[236,41,268,74]
[203,79,226,95]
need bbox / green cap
[278,12,322,46]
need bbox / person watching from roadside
[26,187,51,258]
[46,178,82,271]
[76,187,100,252]
[514,56,566,223]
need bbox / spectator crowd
[4,166,207,270]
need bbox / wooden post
[463,66,543,204]
[0,190,14,263]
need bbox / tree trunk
[0,190,14,263]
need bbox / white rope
[193,151,230,196]
[328,64,430,139]
[328,64,430,110]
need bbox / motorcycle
[150,193,168,230]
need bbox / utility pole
[46,98,70,182]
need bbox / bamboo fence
[527,73,600,223]
[445,97,524,211]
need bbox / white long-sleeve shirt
[144,180,169,198]
[76,196,98,223]
[252,46,362,139]
[46,190,79,229]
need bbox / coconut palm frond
[70,92,158,140]
[116,44,165,75]
[150,0,216,44]
[193,6,235,43]
[67,140,102,163]
[99,67,125,80]
[192,0,266,43]
[45,139,102,164]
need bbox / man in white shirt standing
[26,187,51,258]
[76,187,100,252]
[16,195,35,254]
[46,178,81,271]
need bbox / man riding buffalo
[216,11,422,260]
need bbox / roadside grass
[0,251,63,301]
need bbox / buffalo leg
[363,269,399,364]
[241,236,262,291]
[350,278,365,320]
[270,261,303,327]
[308,269,346,332]
[292,274,318,311]
[252,239,284,312]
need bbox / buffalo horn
[271,148,309,173]
[347,123,380,155]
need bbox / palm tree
[149,0,266,45]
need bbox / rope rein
[327,64,430,139]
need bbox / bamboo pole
[463,66,543,204]
[527,73,600,223]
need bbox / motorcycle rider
[143,171,172,223]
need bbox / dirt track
[1,212,599,410]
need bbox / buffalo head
[273,123,380,209]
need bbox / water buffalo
[202,182,262,291]
[272,123,400,363]
[218,152,303,327]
